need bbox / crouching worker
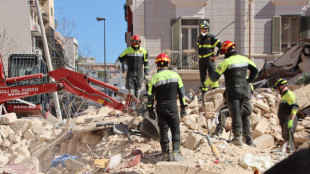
[147,53,187,162]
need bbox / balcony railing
[30,18,42,36]
[169,50,199,70]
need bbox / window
[281,16,299,52]
[272,15,310,53]
[51,7,53,17]
[171,18,208,69]
[181,20,199,50]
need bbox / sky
[54,0,127,64]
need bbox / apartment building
[64,37,78,70]
[0,0,32,71]
[0,0,76,73]
[124,0,310,89]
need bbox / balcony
[42,9,49,24]
[29,0,38,13]
[31,25,42,37]
[169,50,199,70]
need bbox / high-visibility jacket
[147,68,186,108]
[197,34,221,58]
[118,46,149,78]
[279,90,299,115]
[204,53,258,92]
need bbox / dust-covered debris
[0,87,309,174]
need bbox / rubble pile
[0,86,310,174]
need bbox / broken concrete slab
[253,134,274,149]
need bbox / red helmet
[155,53,170,63]
[130,35,141,47]
[220,40,235,54]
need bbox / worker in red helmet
[212,84,254,146]
[203,40,258,146]
[117,35,149,106]
[197,20,222,94]
[147,53,187,162]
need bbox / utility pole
[35,0,62,120]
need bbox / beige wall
[130,0,310,67]
[129,0,310,90]
[0,0,32,72]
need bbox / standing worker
[272,78,298,153]
[147,53,187,162]
[117,35,149,104]
[197,20,222,93]
[203,40,258,146]
[213,85,254,146]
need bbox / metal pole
[35,0,62,120]
[96,17,107,93]
[104,19,107,92]
[249,0,252,59]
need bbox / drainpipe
[249,0,253,59]
[35,0,62,120]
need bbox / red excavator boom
[0,67,138,115]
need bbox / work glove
[148,107,156,120]
[180,105,187,118]
[288,119,293,128]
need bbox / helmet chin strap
[278,85,286,94]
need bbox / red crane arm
[0,68,137,114]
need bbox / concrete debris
[0,87,309,173]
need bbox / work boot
[159,153,170,162]
[172,152,185,162]
[231,132,243,146]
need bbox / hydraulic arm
[0,68,138,114]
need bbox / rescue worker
[213,84,254,146]
[272,78,298,153]
[147,53,187,162]
[203,40,258,146]
[117,35,149,100]
[197,20,222,93]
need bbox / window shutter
[300,16,310,41]
[272,16,281,54]
[171,18,181,68]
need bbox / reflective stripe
[127,53,144,57]
[154,78,178,87]
[223,43,234,50]
[155,57,169,62]
[199,52,214,58]
[213,40,220,47]
[227,62,248,69]
[198,45,215,48]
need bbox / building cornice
[171,0,208,6]
[271,0,309,5]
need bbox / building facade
[0,0,75,73]
[64,37,78,70]
[125,0,310,69]
[125,0,310,90]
